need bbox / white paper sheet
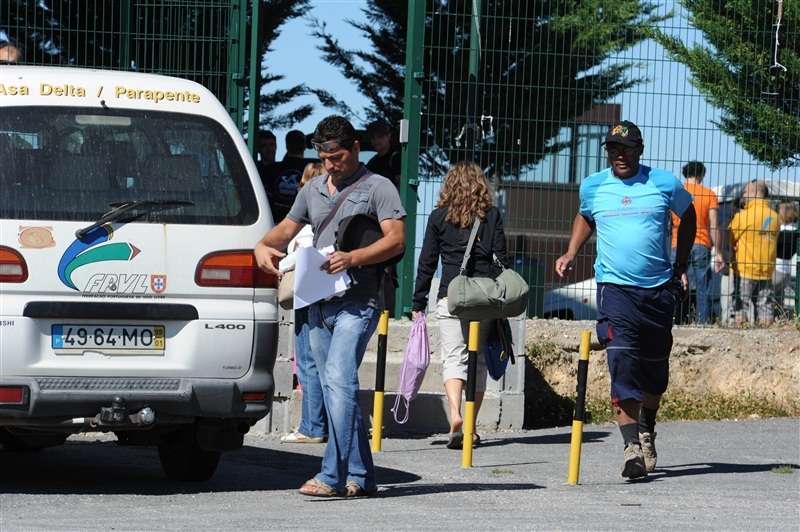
[293,246,351,309]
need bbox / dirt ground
[524,319,800,409]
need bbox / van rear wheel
[157,425,221,481]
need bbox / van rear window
[0,107,259,225]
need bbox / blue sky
[267,1,797,188]
[268,0,371,160]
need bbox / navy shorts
[595,283,675,403]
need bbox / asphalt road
[1,418,798,531]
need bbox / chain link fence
[398,0,798,325]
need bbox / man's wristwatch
[673,262,687,276]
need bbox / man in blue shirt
[555,121,697,479]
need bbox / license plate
[52,325,165,354]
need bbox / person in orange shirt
[670,162,724,323]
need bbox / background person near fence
[280,161,328,445]
[773,201,798,318]
[261,130,320,224]
[670,161,724,324]
[727,180,780,327]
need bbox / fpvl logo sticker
[57,225,141,291]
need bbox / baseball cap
[601,120,643,147]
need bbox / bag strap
[458,217,482,274]
[492,253,506,271]
[498,319,515,365]
[317,170,374,238]
[391,393,410,424]
[459,217,507,274]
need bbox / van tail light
[242,392,267,402]
[196,251,278,288]
[0,387,25,404]
[0,247,28,283]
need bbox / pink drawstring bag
[391,312,430,424]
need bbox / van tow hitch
[94,397,156,427]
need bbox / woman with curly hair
[411,161,511,449]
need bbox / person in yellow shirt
[671,162,724,323]
[728,180,780,326]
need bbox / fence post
[568,330,592,484]
[371,310,390,452]
[396,0,425,319]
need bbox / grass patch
[583,391,800,425]
[771,465,795,474]
[584,396,614,424]
[525,340,559,363]
[492,469,514,475]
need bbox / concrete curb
[257,313,529,436]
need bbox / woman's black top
[412,205,510,312]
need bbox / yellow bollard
[371,311,390,452]
[567,330,592,484]
[462,321,480,468]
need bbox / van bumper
[0,321,278,439]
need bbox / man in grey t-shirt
[255,115,405,498]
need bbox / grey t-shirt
[286,163,406,308]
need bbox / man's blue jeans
[307,300,379,492]
[672,244,714,323]
[295,308,328,439]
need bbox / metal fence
[1,1,248,128]
[398,0,798,325]
[2,0,797,324]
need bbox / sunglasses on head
[311,139,343,153]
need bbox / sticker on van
[57,225,143,291]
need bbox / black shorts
[596,283,675,402]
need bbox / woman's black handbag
[446,218,529,320]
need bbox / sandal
[446,432,480,449]
[346,480,376,498]
[281,432,325,444]
[446,431,463,450]
[298,478,342,498]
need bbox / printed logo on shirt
[274,169,301,206]
[761,217,777,238]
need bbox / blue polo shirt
[579,165,693,288]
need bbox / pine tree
[254,0,314,129]
[652,0,799,170]
[309,0,667,179]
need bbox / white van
[0,66,278,481]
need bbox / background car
[542,277,598,320]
